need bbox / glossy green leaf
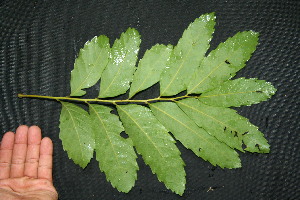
[129,44,173,98]
[177,98,270,153]
[89,104,138,192]
[150,102,241,169]
[117,104,186,195]
[199,78,277,107]
[187,31,259,94]
[99,28,141,98]
[160,13,216,96]
[70,35,110,96]
[59,102,95,168]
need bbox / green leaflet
[59,102,95,168]
[150,102,241,169]
[70,35,110,96]
[129,44,173,98]
[117,104,186,195]
[26,12,278,195]
[89,104,138,193]
[177,98,270,153]
[187,31,259,94]
[200,78,277,107]
[99,28,141,98]
[160,13,216,96]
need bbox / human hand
[0,125,58,200]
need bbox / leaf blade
[129,44,172,98]
[160,13,216,96]
[199,78,277,107]
[70,35,110,96]
[187,31,259,94]
[59,102,95,168]
[117,104,186,195]
[177,98,270,153]
[99,28,141,98]
[89,104,138,193]
[150,102,241,169]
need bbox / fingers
[1,125,54,182]
[24,126,42,178]
[10,125,29,178]
[38,137,53,182]
[0,131,15,179]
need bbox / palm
[0,126,58,200]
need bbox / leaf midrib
[72,45,107,95]
[188,45,241,94]
[90,105,129,172]
[117,106,165,159]
[62,103,85,162]
[101,51,129,97]
[150,103,234,160]
[200,91,258,98]
[131,50,168,98]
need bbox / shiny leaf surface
[199,78,277,107]
[99,28,141,98]
[70,35,110,96]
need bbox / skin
[0,125,58,200]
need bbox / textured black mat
[1,0,299,199]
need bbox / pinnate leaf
[59,102,95,168]
[177,98,270,153]
[199,78,277,107]
[150,102,241,169]
[187,31,259,94]
[117,104,186,195]
[160,13,216,96]
[70,35,110,96]
[89,104,138,192]
[129,44,172,98]
[99,28,141,98]
[52,12,277,195]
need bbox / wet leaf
[99,28,141,98]
[199,78,277,107]
[70,35,110,96]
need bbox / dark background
[1,0,299,199]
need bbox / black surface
[1,0,299,199]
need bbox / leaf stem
[18,94,198,104]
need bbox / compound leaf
[89,104,138,193]
[117,104,186,195]
[199,78,277,107]
[150,102,241,169]
[177,98,270,153]
[99,28,141,98]
[59,102,95,168]
[187,31,259,94]
[160,13,216,96]
[129,44,173,98]
[70,35,110,96]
